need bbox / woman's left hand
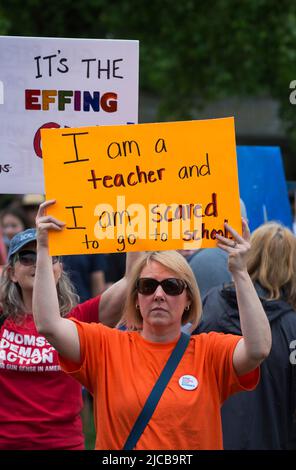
[36,200,65,249]
[215,218,251,274]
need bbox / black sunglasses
[14,250,59,266]
[136,278,187,296]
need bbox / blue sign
[237,146,292,232]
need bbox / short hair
[123,251,202,331]
[247,222,296,308]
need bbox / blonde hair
[247,222,296,308]
[121,251,202,331]
[0,262,79,322]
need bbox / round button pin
[179,375,198,391]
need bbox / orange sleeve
[58,318,106,394]
[207,332,259,403]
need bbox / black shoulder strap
[123,332,190,450]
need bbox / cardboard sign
[42,117,241,255]
[237,146,292,232]
[0,36,139,194]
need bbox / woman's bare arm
[33,200,81,363]
[216,219,272,375]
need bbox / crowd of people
[0,194,295,450]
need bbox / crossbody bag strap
[123,332,190,450]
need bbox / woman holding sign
[0,222,134,450]
[33,200,271,450]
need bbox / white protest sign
[0,36,139,193]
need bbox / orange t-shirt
[59,321,259,450]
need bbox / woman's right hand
[35,200,65,249]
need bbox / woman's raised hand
[35,200,65,249]
[215,218,251,274]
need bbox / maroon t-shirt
[0,296,100,450]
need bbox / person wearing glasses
[33,201,271,450]
[0,226,137,450]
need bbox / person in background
[104,253,126,289]
[0,206,28,250]
[33,204,271,450]
[21,194,45,228]
[0,221,137,450]
[195,222,296,449]
[62,254,107,302]
[0,228,6,274]
[189,246,231,298]
[177,249,196,261]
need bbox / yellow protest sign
[41,117,241,255]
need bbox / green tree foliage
[0,6,9,34]
[1,0,296,163]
